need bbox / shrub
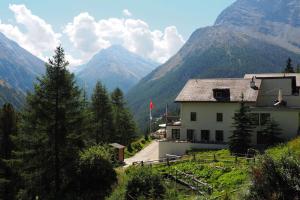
[77,145,117,200]
[126,167,166,199]
[247,153,300,200]
[132,142,142,151]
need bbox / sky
[0,0,235,67]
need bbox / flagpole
[165,104,168,136]
[149,107,152,135]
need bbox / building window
[172,129,180,140]
[217,113,223,122]
[201,130,210,142]
[257,131,266,145]
[250,113,271,126]
[260,113,271,125]
[187,129,194,142]
[250,113,259,126]
[190,112,197,121]
[215,130,224,142]
[213,89,230,101]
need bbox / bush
[126,167,166,199]
[247,153,300,200]
[132,142,142,151]
[77,145,117,200]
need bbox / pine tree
[283,57,295,73]
[91,81,115,144]
[296,64,300,73]
[0,103,19,200]
[229,94,253,155]
[262,119,283,147]
[111,88,136,146]
[19,46,85,199]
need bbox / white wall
[158,140,227,158]
[257,78,300,107]
[167,102,300,144]
[251,108,300,141]
[179,102,242,143]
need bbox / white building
[159,73,300,158]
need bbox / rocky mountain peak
[215,0,300,27]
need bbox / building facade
[159,74,300,158]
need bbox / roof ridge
[189,78,247,81]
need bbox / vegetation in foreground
[109,137,300,200]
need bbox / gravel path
[124,140,159,166]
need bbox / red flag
[150,100,154,110]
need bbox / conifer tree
[262,119,282,147]
[111,88,136,146]
[296,64,300,73]
[0,103,19,200]
[229,94,253,154]
[19,46,85,199]
[283,57,295,73]
[91,81,115,144]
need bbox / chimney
[250,76,258,90]
[278,89,283,102]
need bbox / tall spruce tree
[229,94,253,154]
[283,57,295,73]
[0,103,19,200]
[296,64,300,73]
[111,88,136,146]
[19,46,85,199]
[91,81,115,144]
[262,119,283,147]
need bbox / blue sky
[0,0,235,66]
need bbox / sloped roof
[109,143,125,149]
[175,79,261,102]
[244,73,300,87]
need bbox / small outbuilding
[109,143,125,162]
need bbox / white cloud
[123,9,132,17]
[64,12,110,61]
[0,4,61,60]
[64,13,185,63]
[65,54,84,67]
[0,4,185,66]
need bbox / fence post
[213,154,217,162]
[141,161,144,166]
[193,153,196,161]
[167,157,170,166]
[235,156,238,164]
[253,157,255,164]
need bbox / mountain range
[0,33,45,93]
[126,0,300,128]
[0,32,45,108]
[75,45,157,95]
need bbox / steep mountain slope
[0,32,45,94]
[126,0,300,128]
[0,80,25,109]
[76,45,157,94]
